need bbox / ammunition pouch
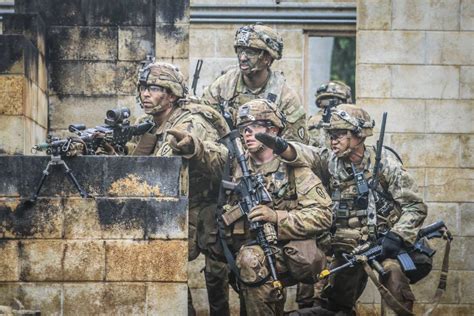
[282,239,325,284]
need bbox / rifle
[318,220,452,280]
[218,102,283,297]
[30,107,154,202]
[191,59,203,96]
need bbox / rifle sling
[361,260,414,316]
[423,234,451,316]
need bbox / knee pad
[236,245,269,284]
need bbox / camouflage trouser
[322,257,414,314]
[205,255,230,316]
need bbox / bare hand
[248,204,277,224]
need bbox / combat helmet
[234,24,284,60]
[237,99,286,133]
[324,104,374,138]
[315,81,352,108]
[137,61,188,98]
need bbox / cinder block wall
[0,156,188,314]
[356,0,474,314]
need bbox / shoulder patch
[298,127,306,141]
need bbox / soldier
[202,23,309,144]
[116,61,229,315]
[255,104,428,315]
[307,81,352,148]
[169,99,333,315]
[297,81,353,309]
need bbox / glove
[167,129,195,156]
[248,205,277,224]
[381,231,404,259]
[255,133,288,155]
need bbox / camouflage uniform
[275,105,427,314]
[202,24,309,144]
[307,81,352,148]
[128,61,229,316]
[191,99,333,316]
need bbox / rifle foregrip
[418,221,446,238]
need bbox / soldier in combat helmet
[307,81,352,148]
[256,104,428,315]
[202,23,309,144]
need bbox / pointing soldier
[256,104,428,315]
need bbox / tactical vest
[328,147,400,237]
[217,68,286,125]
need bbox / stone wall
[0,156,188,314]
[356,0,474,314]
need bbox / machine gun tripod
[30,137,89,203]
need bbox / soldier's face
[139,84,176,115]
[240,122,269,152]
[236,47,268,75]
[329,130,351,156]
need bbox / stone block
[2,13,46,57]
[391,65,459,99]
[23,78,38,123]
[63,198,103,239]
[460,135,474,168]
[279,30,304,59]
[459,271,474,303]
[426,32,474,65]
[405,168,426,196]
[190,57,236,96]
[426,100,473,134]
[188,254,205,289]
[460,66,474,99]
[273,60,303,99]
[49,95,117,130]
[461,0,474,31]
[15,0,86,25]
[0,283,20,306]
[358,31,425,64]
[106,240,187,281]
[36,89,48,128]
[0,198,63,238]
[356,64,391,98]
[189,27,216,58]
[392,0,460,31]
[190,288,210,316]
[146,197,187,239]
[424,203,459,236]
[0,35,38,84]
[0,115,24,155]
[357,0,391,30]
[358,277,381,303]
[430,237,474,271]
[0,75,24,115]
[115,61,139,95]
[359,99,426,133]
[104,156,182,198]
[63,240,105,281]
[390,134,460,168]
[83,0,155,26]
[156,0,189,24]
[412,269,461,303]
[37,52,46,92]
[215,28,238,58]
[155,23,189,59]
[355,304,381,316]
[19,240,64,281]
[118,26,154,61]
[147,282,187,315]
[48,26,118,61]
[16,283,62,314]
[414,304,474,316]
[49,61,86,95]
[84,61,117,96]
[460,203,474,236]
[0,240,19,281]
[64,283,146,314]
[426,168,474,202]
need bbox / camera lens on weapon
[105,108,131,125]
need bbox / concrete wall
[0,156,188,314]
[356,0,473,314]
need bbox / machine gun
[318,220,452,280]
[218,102,283,297]
[30,107,154,202]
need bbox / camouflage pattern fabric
[307,111,330,148]
[202,68,309,144]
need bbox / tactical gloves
[381,231,404,259]
[255,133,288,155]
[248,205,277,224]
[167,129,195,156]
